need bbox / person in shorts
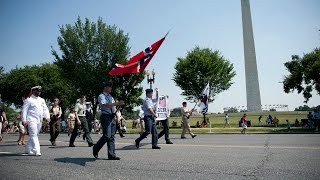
[17,113,27,145]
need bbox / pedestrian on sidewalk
[240,113,247,134]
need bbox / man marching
[157,95,173,144]
[135,88,161,149]
[22,86,50,156]
[181,102,197,139]
[69,95,94,147]
[93,82,124,160]
[49,98,62,146]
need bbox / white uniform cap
[31,86,42,90]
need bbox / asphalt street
[0,133,319,180]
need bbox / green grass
[123,111,315,134]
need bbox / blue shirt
[98,92,116,114]
[143,97,156,116]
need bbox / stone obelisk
[241,0,262,112]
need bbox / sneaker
[51,141,56,146]
[152,145,161,149]
[36,152,41,156]
[192,135,197,138]
[88,142,95,147]
[69,144,75,147]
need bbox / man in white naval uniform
[22,86,50,156]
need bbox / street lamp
[146,69,156,89]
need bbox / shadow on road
[0,152,29,157]
[54,157,96,166]
[48,146,69,149]
[116,143,148,151]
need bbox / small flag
[198,83,210,114]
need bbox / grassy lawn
[123,111,317,134]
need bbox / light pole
[146,69,156,89]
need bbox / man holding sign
[135,88,161,149]
[156,95,173,144]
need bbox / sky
[0,0,319,112]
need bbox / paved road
[0,133,319,180]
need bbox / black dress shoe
[69,144,75,147]
[166,140,173,144]
[88,142,95,147]
[51,141,56,146]
[93,148,98,159]
[120,134,125,138]
[192,135,197,139]
[135,140,140,149]
[108,156,120,160]
[152,145,161,149]
[181,137,186,139]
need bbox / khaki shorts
[69,121,75,129]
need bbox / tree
[294,105,312,111]
[52,17,144,114]
[283,48,320,103]
[173,46,236,103]
[225,107,238,113]
[0,64,76,109]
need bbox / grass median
[122,111,318,134]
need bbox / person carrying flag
[181,102,197,139]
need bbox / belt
[145,115,153,117]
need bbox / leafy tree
[0,64,76,109]
[52,17,144,114]
[283,48,320,103]
[173,46,236,103]
[294,105,312,111]
[225,107,238,113]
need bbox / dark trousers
[70,116,93,145]
[93,114,116,158]
[158,119,170,141]
[87,120,93,133]
[136,115,158,146]
[49,117,60,142]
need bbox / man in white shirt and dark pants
[22,86,50,156]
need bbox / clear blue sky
[1,0,319,112]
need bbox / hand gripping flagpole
[110,31,170,114]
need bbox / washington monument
[241,0,262,112]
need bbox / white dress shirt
[22,95,50,123]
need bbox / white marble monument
[241,0,262,112]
